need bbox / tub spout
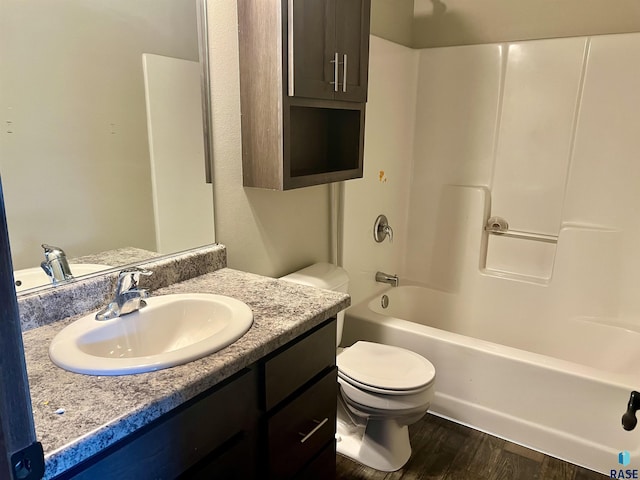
[622,390,640,431]
[375,271,398,287]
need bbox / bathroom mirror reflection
[0,0,216,294]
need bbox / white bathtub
[342,285,640,475]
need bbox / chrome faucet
[40,244,73,284]
[96,267,152,321]
[375,271,399,287]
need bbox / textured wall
[370,0,415,47]
[412,0,640,47]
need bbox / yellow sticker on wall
[378,170,387,183]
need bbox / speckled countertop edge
[23,267,349,479]
[15,247,160,299]
[19,244,227,332]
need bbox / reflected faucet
[96,267,152,321]
[375,271,399,287]
[40,244,73,285]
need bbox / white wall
[412,0,640,48]
[369,0,640,49]
[370,0,415,47]
[344,32,640,330]
[0,0,200,269]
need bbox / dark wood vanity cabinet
[54,368,261,480]
[289,0,370,103]
[262,318,337,479]
[54,319,337,480]
[237,0,371,190]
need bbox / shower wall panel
[490,37,586,237]
[403,44,503,285]
[343,33,640,324]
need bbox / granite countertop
[70,246,160,267]
[23,267,350,479]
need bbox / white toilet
[281,263,436,472]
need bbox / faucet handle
[41,243,66,258]
[96,268,152,321]
[373,214,394,243]
[115,267,152,294]
[383,224,394,242]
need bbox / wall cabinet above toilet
[237,0,371,190]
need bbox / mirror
[0,0,216,294]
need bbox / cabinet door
[56,368,259,479]
[335,0,370,102]
[289,0,335,100]
[289,0,370,103]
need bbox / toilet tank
[280,263,349,346]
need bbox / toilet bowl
[336,340,435,471]
[281,263,436,472]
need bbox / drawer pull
[298,417,329,444]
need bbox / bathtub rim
[346,286,640,393]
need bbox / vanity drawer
[267,368,337,479]
[294,442,336,480]
[263,319,336,409]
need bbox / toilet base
[336,398,412,472]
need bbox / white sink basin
[13,264,111,292]
[49,293,253,375]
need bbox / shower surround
[341,33,640,474]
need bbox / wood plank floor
[336,414,609,480]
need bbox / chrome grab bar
[485,216,558,244]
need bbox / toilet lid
[338,371,431,396]
[337,341,435,392]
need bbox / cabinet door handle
[342,54,348,93]
[287,0,294,96]
[298,417,329,444]
[330,52,339,92]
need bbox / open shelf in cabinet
[282,100,364,190]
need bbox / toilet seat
[338,371,433,396]
[337,341,436,394]
[338,376,434,412]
